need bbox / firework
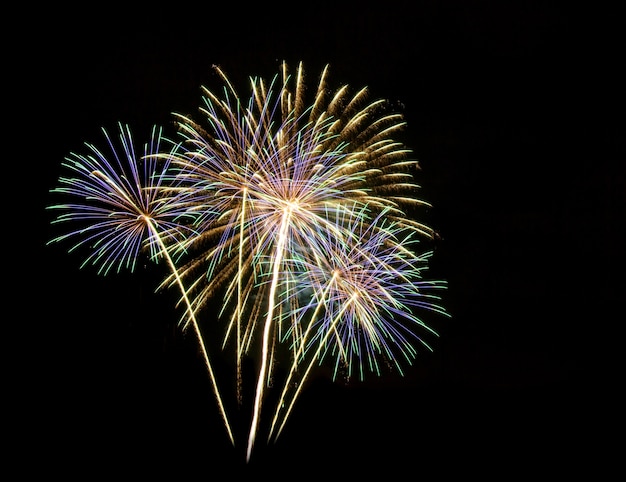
[164,61,447,460]
[47,122,235,444]
[48,61,449,463]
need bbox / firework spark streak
[48,61,449,463]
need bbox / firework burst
[162,61,447,460]
[48,61,449,463]
[267,204,449,441]
[47,122,235,444]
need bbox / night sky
[15,2,623,478]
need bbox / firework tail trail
[96,147,235,446]
[266,270,341,441]
[93,163,235,446]
[246,206,293,462]
[270,292,358,442]
[146,217,235,445]
[235,188,248,405]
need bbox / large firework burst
[163,61,448,460]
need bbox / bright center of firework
[283,199,300,213]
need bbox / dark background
[12,1,623,478]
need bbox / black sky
[14,1,624,477]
